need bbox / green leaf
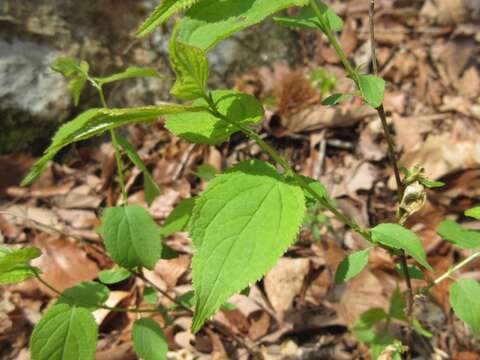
[372,223,432,271]
[437,220,480,249]
[98,267,131,284]
[450,279,480,333]
[51,58,90,106]
[143,287,158,305]
[321,93,352,106]
[357,74,385,108]
[95,67,160,85]
[312,0,344,32]
[190,159,305,332]
[194,164,217,181]
[394,264,424,280]
[466,206,480,220]
[178,0,310,51]
[165,90,264,145]
[115,134,161,206]
[352,308,387,343]
[98,205,162,270]
[30,303,98,360]
[159,197,196,236]
[132,318,168,360]
[273,6,322,30]
[0,246,41,272]
[176,290,195,309]
[0,266,38,285]
[59,281,110,310]
[388,287,406,321]
[136,0,202,37]
[413,319,432,338]
[334,248,370,284]
[22,104,201,186]
[419,178,445,189]
[169,27,209,100]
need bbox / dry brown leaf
[248,310,271,341]
[92,291,130,325]
[52,184,102,209]
[264,258,310,319]
[31,234,99,294]
[154,255,190,289]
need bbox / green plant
[2,1,480,359]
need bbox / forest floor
[1,0,480,359]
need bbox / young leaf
[450,279,480,333]
[300,176,331,207]
[190,159,305,332]
[394,263,424,280]
[194,164,217,181]
[178,0,310,50]
[143,287,158,305]
[371,223,432,271]
[334,248,370,284]
[419,178,445,189]
[169,27,209,100]
[357,74,385,108]
[51,58,90,106]
[321,93,352,106]
[136,0,202,37]
[437,220,480,249]
[30,303,98,360]
[0,266,38,285]
[98,205,162,270]
[95,67,160,85]
[115,134,161,206]
[273,6,323,30]
[22,104,201,186]
[388,287,406,321]
[59,281,110,310]
[311,0,344,32]
[466,206,480,220]
[159,197,196,236]
[165,90,264,144]
[98,267,131,284]
[0,246,41,272]
[132,318,168,360]
[353,308,388,343]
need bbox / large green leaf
[30,303,98,360]
[334,248,370,284]
[159,197,196,236]
[22,104,201,186]
[357,74,385,108]
[98,205,162,269]
[190,159,305,332]
[437,220,480,249]
[178,0,310,50]
[169,27,209,100]
[115,134,161,206]
[136,0,203,37]
[132,318,168,360]
[450,279,480,333]
[165,90,264,144]
[371,223,432,271]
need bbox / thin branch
[433,252,480,287]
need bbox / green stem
[204,95,371,241]
[432,252,480,287]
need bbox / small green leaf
[321,93,352,106]
[98,267,131,284]
[143,286,158,305]
[30,303,98,360]
[51,58,90,106]
[22,104,201,186]
[419,178,445,189]
[136,0,202,37]
[353,308,388,343]
[413,319,432,338]
[0,246,41,272]
[159,198,196,237]
[169,26,209,100]
[334,248,370,284]
[132,318,168,360]
[194,164,217,181]
[388,287,406,321]
[437,220,480,249]
[220,302,236,311]
[176,291,195,309]
[372,223,432,271]
[450,279,480,333]
[115,134,161,206]
[165,90,264,145]
[313,0,344,32]
[357,74,385,108]
[394,264,424,280]
[95,67,160,85]
[178,0,310,51]
[0,266,38,285]
[190,159,305,332]
[274,6,323,30]
[466,206,480,220]
[59,281,110,310]
[98,205,162,270]
[299,176,331,207]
